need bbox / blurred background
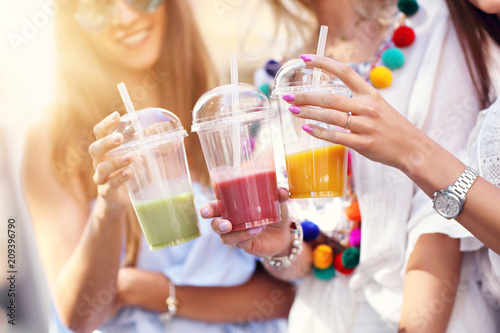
[0,0,306,332]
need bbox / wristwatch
[432,166,479,219]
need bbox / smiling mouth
[120,29,150,47]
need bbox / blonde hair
[50,0,217,266]
[267,0,316,54]
[268,0,396,52]
[352,0,396,26]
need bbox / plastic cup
[272,57,353,198]
[109,107,201,250]
[192,83,281,231]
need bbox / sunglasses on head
[75,0,165,32]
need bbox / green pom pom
[314,266,336,280]
[342,248,360,269]
[259,83,271,98]
[382,48,405,70]
[397,0,419,16]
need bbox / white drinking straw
[305,26,329,144]
[117,82,163,185]
[118,82,143,137]
[313,25,328,82]
[230,53,241,169]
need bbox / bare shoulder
[21,123,69,203]
[21,122,89,242]
[21,122,93,288]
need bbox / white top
[468,96,500,309]
[52,182,287,333]
[490,251,500,279]
[287,1,498,332]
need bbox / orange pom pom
[369,66,393,89]
[313,244,334,269]
[345,202,361,222]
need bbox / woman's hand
[89,111,133,212]
[200,188,294,258]
[283,54,426,171]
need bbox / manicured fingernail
[219,221,231,231]
[300,54,314,62]
[112,133,122,143]
[106,111,119,123]
[282,93,295,102]
[201,208,210,218]
[289,105,301,114]
[301,125,313,133]
[121,154,131,163]
[122,169,129,177]
[248,226,263,235]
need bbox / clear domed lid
[271,57,352,96]
[109,107,187,156]
[191,83,273,132]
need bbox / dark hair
[446,0,500,109]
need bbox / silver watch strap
[450,167,479,199]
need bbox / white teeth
[122,30,148,45]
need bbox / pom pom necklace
[351,0,420,89]
[301,151,363,280]
[256,1,420,94]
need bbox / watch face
[434,193,460,218]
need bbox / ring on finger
[344,112,352,129]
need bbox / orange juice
[285,145,347,198]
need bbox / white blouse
[287,0,498,332]
[468,96,500,310]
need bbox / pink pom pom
[347,150,352,176]
[349,228,361,247]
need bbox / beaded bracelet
[260,221,303,269]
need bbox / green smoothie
[133,192,201,250]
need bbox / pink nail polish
[282,93,295,102]
[219,221,231,231]
[106,111,117,122]
[121,154,131,163]
[248,226,263,235]
[289,105,301,114]
[201,208,210,218]
[300,54,314,62]
[112,133,122,143]
[301,125,313,133]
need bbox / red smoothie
[213,170,281,230]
